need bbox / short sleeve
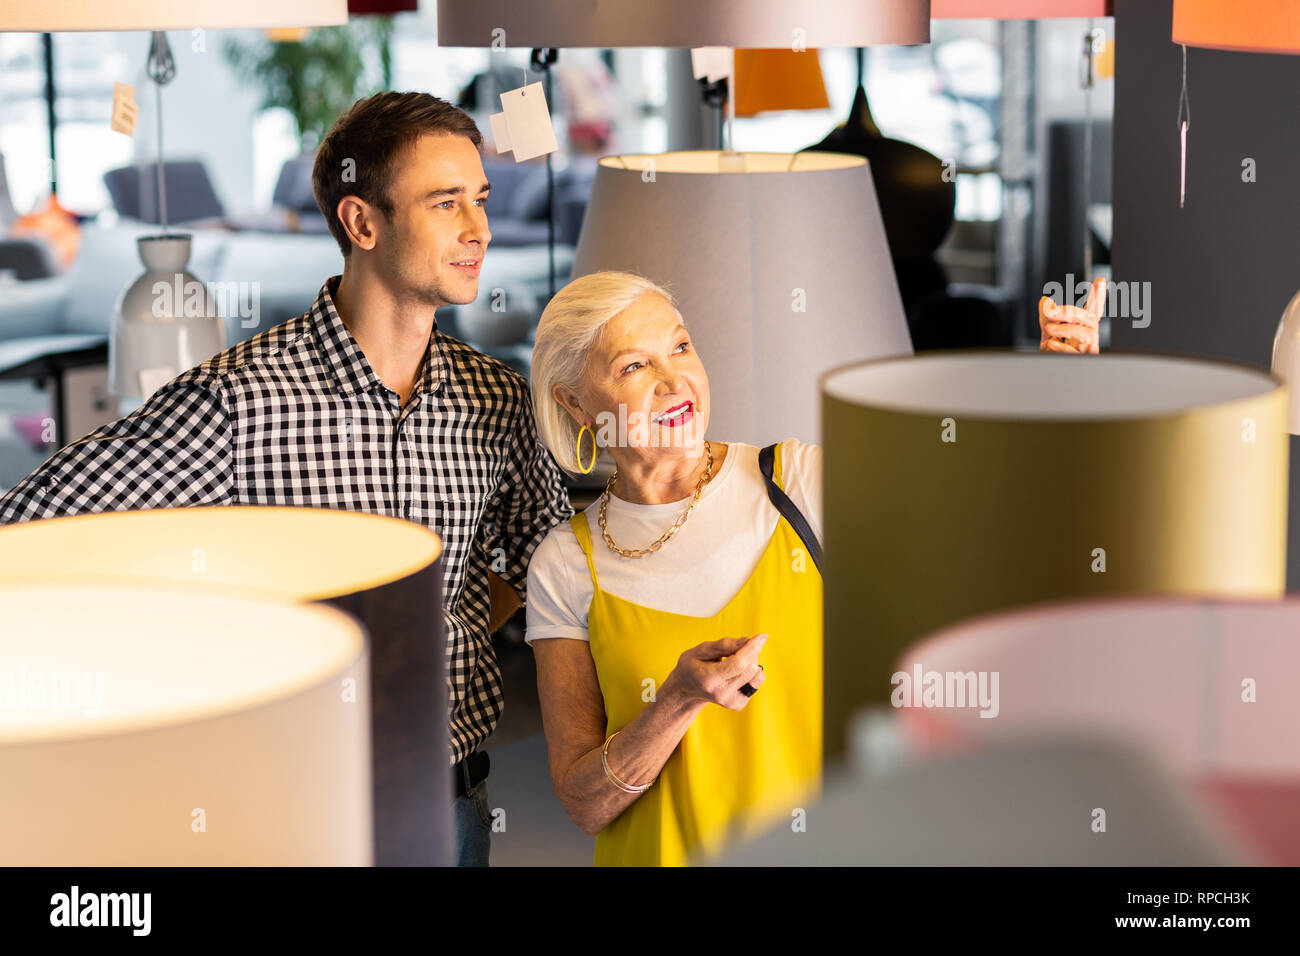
[524,522,594,644]
[780,438,823,550]
[0,377,236,524]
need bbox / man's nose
[464,205,491,246]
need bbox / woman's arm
[533,634,768,836]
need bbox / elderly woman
[525,271,1103,867]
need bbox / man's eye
[437,201,454,209]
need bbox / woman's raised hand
[663,634,769,711]
[1040,276,1105,354]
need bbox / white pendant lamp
[436,0,931,48]
[1271,290,1300,434]
[0,582,370,865]
[572,151,911,446]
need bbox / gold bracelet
[601,730,654,794]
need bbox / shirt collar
[311,274,444,400]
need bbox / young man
[0,92,574,866]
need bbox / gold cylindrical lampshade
[0,582,369,865]
[0,507,446,866]
[821,352,1289,759]
[1173,0,1300,55]
[733,50,830,117]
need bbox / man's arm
[480,382,575,610]
[0,377,236,524]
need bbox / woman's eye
[675,340,690,353]
[621,362,641,375]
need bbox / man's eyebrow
[423,182,492,200]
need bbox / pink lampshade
[894,595,1300,865]
[932,0,1112,16]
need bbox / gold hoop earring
[576,423,597,475]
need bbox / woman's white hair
[530,270,680,476]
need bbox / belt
[453,749,490,797]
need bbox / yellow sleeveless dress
[570,440,823,866]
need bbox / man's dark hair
[312,91,483,258]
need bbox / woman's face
[559,292,710,457]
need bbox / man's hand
[487,570,522,634]
[1040,276,1105,354]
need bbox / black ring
[739,682,757,698]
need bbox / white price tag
[691,47,733,83]
[489,111,513,154]
[497,82,558,162]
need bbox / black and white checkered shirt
[0,275,574,764]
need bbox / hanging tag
[691,46,733,83]
[1180,120,1188,209]
[495,82,558,162]
[111,82,138,136]
[488,111,513,154]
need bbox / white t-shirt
[525,439,822,644]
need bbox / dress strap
[570,511,600,588]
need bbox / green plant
[224,21,395,150]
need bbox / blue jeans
[453,778,492,866]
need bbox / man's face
[375,132,492,308]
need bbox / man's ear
[337,196,379,253]
[552,383,586,426]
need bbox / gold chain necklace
[599,441,714,558]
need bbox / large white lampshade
[573,151,911,446]
[436,0,931,48]
[0,507,448,866]
[0,582,370,865]
[0,1,348,30]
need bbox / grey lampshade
[1,582,370,865]
[0,507,448,866]
[436,0,931,48]
[573,151,912,446]
[713,735,1248,866]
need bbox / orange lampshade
[10,194,80,268]
[932,0,1112,15]
[1173,0,1300,55]
[733,49,830,117]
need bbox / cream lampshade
[0,1,348,30]
[573,151,911,446]
[895,595,1300,865]
[0,582,369,865]
[821,352,1289,759]
[435,1,931,48]
[0,507,447,866]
